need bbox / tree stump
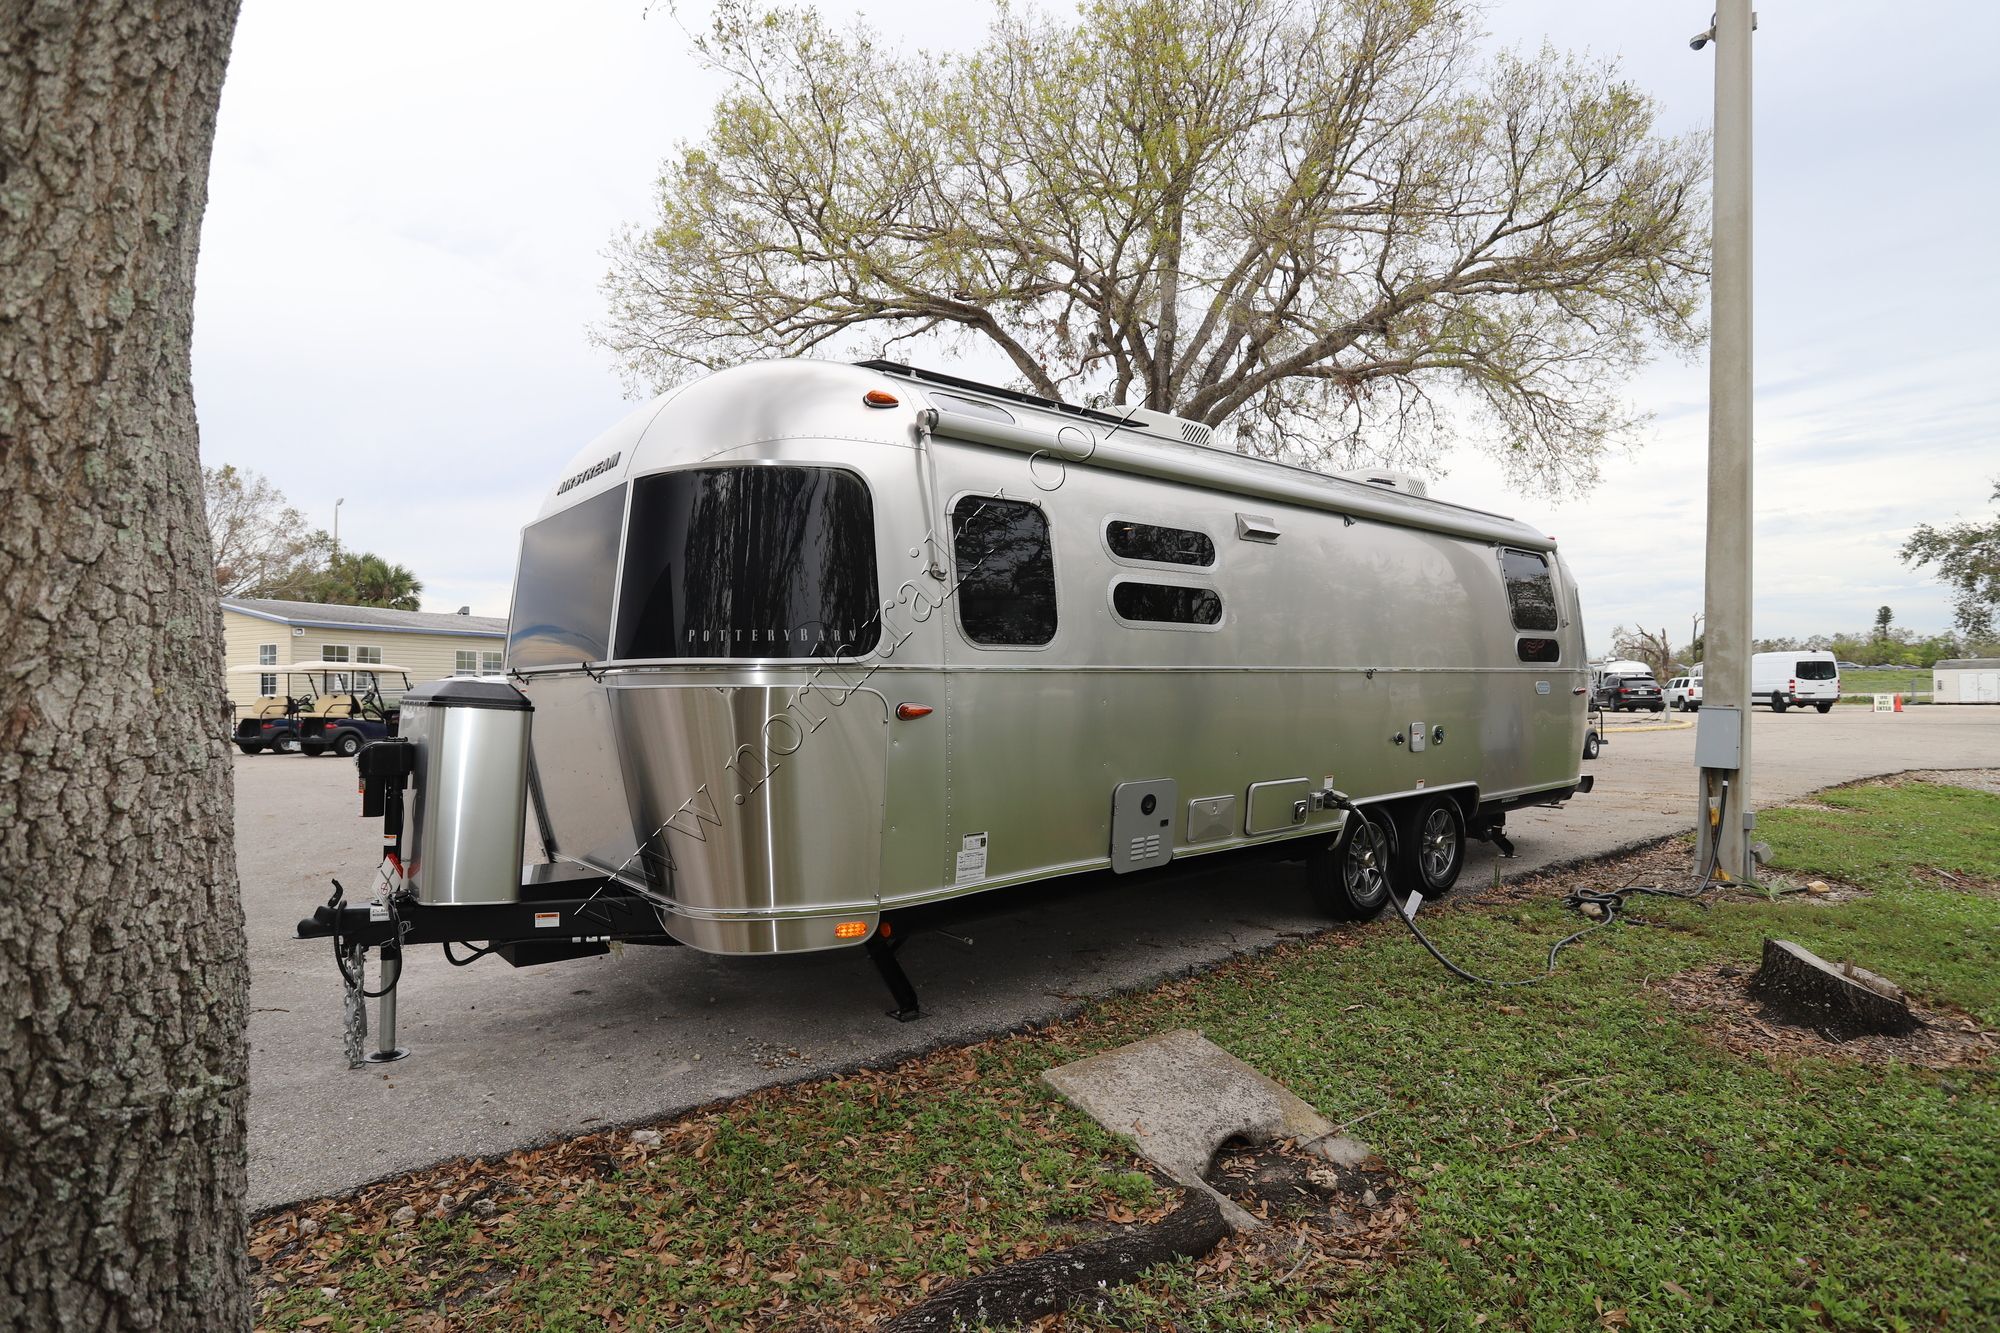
[1749,939,1917,1037]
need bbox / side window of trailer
[951,495,1057,646]
[509,485,628,670]
[615,467,880,660]
[1112,581,1223,626]
[1106,519,1215,567]
[1500,548,1559,633]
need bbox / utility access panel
[1111,779,1178,873]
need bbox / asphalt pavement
[241,705,2000,1210]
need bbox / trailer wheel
[1309,809,1394,920]
[1397,795,1465,897]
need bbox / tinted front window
[1107,520,1215,567]
[952,496,1056,646]
[1500,548,1558,632]
[1114,582,1223,626]
[509,485,627,670]
[615,467,879,659]
[1796,660,1837,680]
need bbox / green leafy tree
[307,551,424,611]
[601,0,1709,494]
[1901,480,2000,640]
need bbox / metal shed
[1931,658,2000,704]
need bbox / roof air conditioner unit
[1335,468,1429,499]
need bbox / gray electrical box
[1695,705,1743,768]
[1408,720,1427,753]
[1111,778,1177,873]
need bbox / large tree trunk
[1,2,248,1328]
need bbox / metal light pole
[334,496,345,558]
[1692,2,1756,882]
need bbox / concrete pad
[1042,1029,1369,1231]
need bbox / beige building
[221,597,508,714]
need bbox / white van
[1751,650,1840,713]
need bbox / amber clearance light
[895,702,933,720]
[863,389,900,408]
[834,920,870,940]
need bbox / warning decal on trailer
[534,911,561,929]
[954,832,988,886]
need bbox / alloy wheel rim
[1420,808,1457,883]
[1344,823,1388,905]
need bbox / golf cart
[226,663,315,754]
[227,662,413,757]
[297,663,413,757]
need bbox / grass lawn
[1834,668,1935,703]
[254,778,2000,1332]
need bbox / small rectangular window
[258,673,277,697]
[355,646,382,665]
[1107,520,1215,567]
[1500,549,1559,632]
[1517,637,1561,663]
[480,651,505,676]
[455,650,479,675]
[1113,581,1222,626]
[257,643,278,667]
[952,496,1057,646]
[321,644,350,663]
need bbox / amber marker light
[834,921,870,940]
[894,702,933,720]
[863,389,900,408]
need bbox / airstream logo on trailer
[556,451,621,495]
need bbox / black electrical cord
[443,940,498,967]
[1354,781,1729,988]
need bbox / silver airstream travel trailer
[300,358,1592,1048]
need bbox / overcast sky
[192,1,2000,652]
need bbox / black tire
[1583,731,1601,760]
[1815,701,1832,714]
[1651,704,1664,713]
[236,742,263,755]
[1397,795,1466,898]
[1308,809,1396,920]
[1771,693,1788,713]
[334,731,363,758]
[301,744,325,757]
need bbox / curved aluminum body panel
[514,360,1588,954]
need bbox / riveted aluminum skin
[509,359,1590,954]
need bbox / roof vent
[457,606,471,615]
[1335,468,1429,499]
[1110,404,1215,449]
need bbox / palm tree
[310,551,424,610]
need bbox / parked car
[1664,675,1702,711]
[1597,673,1664,712]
